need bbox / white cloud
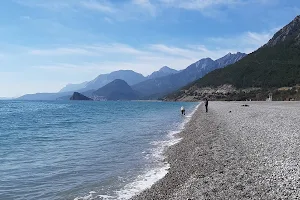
[27,42,248,76]
[160,0,241,10]
[149,44,201,59]
[14,0,286,21]
[158,0,278,10]
[33,63,104,72]
[256,0,279,5]
[104,17,114,23]
[156,0,280,18]
[207,28,279,53]
[20,16,31,20]
[29,48,95,56]
[16,0,153,19]
[15,0,117,13]
[28,44,148,56]
[80,1,116,13]
[15,0,242,20]
[28,43,234,64]
[149,44,242,60]
[27,44,199,75]
[85,43,148,55]
[132,0,157,16]
[14,0,73,10]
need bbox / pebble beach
[131,101,300,200]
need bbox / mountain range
[132,52,246,99]
[59,67,179,93]
[59,70,145,93]
[18,66,179,100]
[18,52,245,101]
[165,15,300,101]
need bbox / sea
[0,100,199,200]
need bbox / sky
[0,0,300,97]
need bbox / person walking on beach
[205,98,208,113]
[181,106,185,115]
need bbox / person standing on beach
[181,106,185,115]
[205,98,208,113]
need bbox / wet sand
[131,101,300,200]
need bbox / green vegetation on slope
[194,43,300,89]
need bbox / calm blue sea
[0,100,198,200]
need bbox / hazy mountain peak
[216,52,247,67]
[194,58,215,69]
[93,79,139,100]
[110,69,141,74]
[59,81,89,93]
[159,66,175,72]
[147,66,178,80]
[219,52,246,58]
[81,70,146,91]
[197,57,214,62]
[224,52,244,57]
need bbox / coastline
[131,101,300,199]
[130,101,207,200]
[113,102,201,200]
[73,102,199,200]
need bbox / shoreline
[114,102,201,200]
[131,101,300,200]
[72,102,199,200]
[131,102,206,200]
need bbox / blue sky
[0,0,299,97]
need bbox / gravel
[131,101,300,200]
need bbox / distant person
[181,106,185,115]
[205,98,208,113]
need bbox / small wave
[97,195,115,200]
[115,165,169,199]
[74,191,97,200]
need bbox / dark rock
[70,92,92,101]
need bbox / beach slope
[132,101,300,200]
